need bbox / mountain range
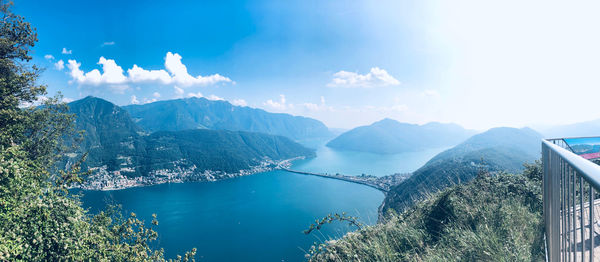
[122,97,333,141]
[326,118,476,154]
[63,96,316,189]
[539,118,600,138]
[382,127,543,213]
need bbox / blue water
[292,146,449,176]
[79,170,383,261]
[78,147,444,261]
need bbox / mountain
[122,97,333,141]
[540,118,600,138]
[66,96,147,174]
[326,118,475,154]
[62,97,315,189]
[142,129,315,174]
[382,127,542,213]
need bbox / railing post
[591,186,595,261]
[560,160,567,261]
[544,142,561,261]
[580,175,584,262]
[573,166,577,260]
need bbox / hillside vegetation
[63,96,314,179]
[383,127,542,212]
[143,129,315,174]
[326,118,474,154]
[0,4,193,260]
[307,163,544,261]
[123,97,333,141]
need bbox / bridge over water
[282,168,392,192]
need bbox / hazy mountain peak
[540,119,600,138]
[327,119,475,154]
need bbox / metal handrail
[543,140,600,191]
[547,136,600,141]
[543,138,600,262]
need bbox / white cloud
[142,97,157,104]
[328,67,400,88]
[54,60,64,71]
[96,57,127,84]
[44,54,54,61]
[67,52,232,88]
[164,52,232,86]
[67,60,85,82]
[130,95,139,105]
[264,94,288,110]
[109,85,129,94]
[128,65,172,84]
[174,86,184,96]
[61,97,74,103]
[187,92,203,98]
[62,48,72,55]
[422,90,440,97]
[207,95,224,101]
[301,96,332,112]
[185,93,224,101]
[262,95,334,114]
[387,104,409,112]
[102,41,115,46]
[302,102,319,111]
[152,92,161,98]
[67,57,127,86]
[19,96,49,108]
[231,99,247,107]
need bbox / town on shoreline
[71,157,304,191]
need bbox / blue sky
[15,0,600,130]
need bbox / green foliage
[144,129,315,174]
[307,163,544,261]
[0,3,195,260]
[64,96,147,174]
[62,96,315,178]
[304,212,364,235]
[0,145,198,261]
[123,96,333,140]
[326,118,475,154]
[0,1,75,167]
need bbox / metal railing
[544,138,600,261]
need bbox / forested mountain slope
[383,127,542,212]
[123,97,333,141]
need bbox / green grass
[307,162,545,261]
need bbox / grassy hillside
[383,127,542,212]
[326,118,474,154]
[307,163,544,261]
[123,97,333,141]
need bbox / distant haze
[18,0,600,130]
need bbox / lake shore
[71,156,305,191]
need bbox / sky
[14,0,600,130]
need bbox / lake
[292,146,449,176]
[78,146,446,261]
